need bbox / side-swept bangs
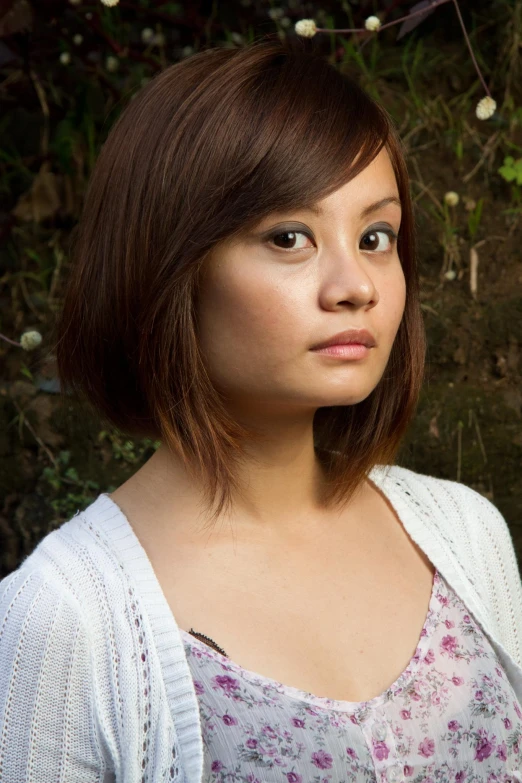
[55,36,426,524]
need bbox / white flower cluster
[100,0,119,7]
[444,191,459,206]
[475,96,496,121]
[20,331,42,351]
[294,19,317,37]
[365,15,381,31]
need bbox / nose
[317,252,379,310]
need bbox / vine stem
[313,0,491,100]
[0,332,21,348]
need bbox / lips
[311,328,377,350]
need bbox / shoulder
[387,463,521,578]
[0,494,134,659]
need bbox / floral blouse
[180,569,522,783]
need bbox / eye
[265,226,398,253]
[360,228,398,253]
[267,230,312,252]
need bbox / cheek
[197,269,296,363]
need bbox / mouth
[310,328,377,351]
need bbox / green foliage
[40,450,101,518]
[98,430,161,464]
[467,197,484,242]
[498,155,522,185]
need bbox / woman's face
[196,147,406,420]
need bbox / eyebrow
[303,196,402,219]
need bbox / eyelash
[265,227,399,254]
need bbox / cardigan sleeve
[0,564,110,782]
[465,485,522,667]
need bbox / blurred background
[0,0,521,577]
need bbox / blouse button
[371,720,388,741]
[386,762,403,783]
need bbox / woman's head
[55,36,426,522]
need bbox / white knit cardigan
[1,463,522,783]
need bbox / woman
[1,37,522,783]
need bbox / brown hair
[55,35,426,524]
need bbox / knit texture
[1,463,522,783]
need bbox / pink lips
[311,328,377,351]
[312,343,370,359]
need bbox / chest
[149,495,436,704]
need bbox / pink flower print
[431,692,441,706]
[274,758,285,766]
[400,709,411,720]
[246,738,258,749]
[475,690,484,701]
[448,720,461,731]
[515,741,520,754]
[283,730,292,741]
[515,701,522,720]
[222,714,237,726]
[286,773,302,783]
[495,667,503,678]
[420,628,427,637]
[211,760,224,772]
[292,717,305,728]
[306,707,320,716]
[452,676,464,686]
[311,750,333,769]
[503,717,512,730]
[424,648,435,665]
[404,766,414,776]
[419,737,435,757]
[463,614,471,623]
[349,714,358,725]
[247,776,261,783]
[474,729,496,761]
[496,741,507,761]
[373,741,390,761]
[212,674,239,694]
[262,725,278,739]
[193,680,204,695]
[444,619,455,629]
[346,747,357,759]
[455,771,466,783]
[441,635,458,656]
[436,591,449,606]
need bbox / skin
[113,145,406,541]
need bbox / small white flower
[444,191,459,206]
[230,32,244,44]
[280,16,292,28]
[20,331,43,351]
[141,27,154,43]
[73,34,83,45]
[268,7,284,19]
[182,45,194,57]
[476,95,496,120]
[295,19,317,37]
[59,51,71,65]
[153,32,165,46]
[365,15,381,31]
[100,0,119,7]
[106,55,119,72]
[444,269,457,281]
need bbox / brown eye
[361,229,397,253]
[268,230,312,251]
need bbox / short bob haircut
[55,35,427,525]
